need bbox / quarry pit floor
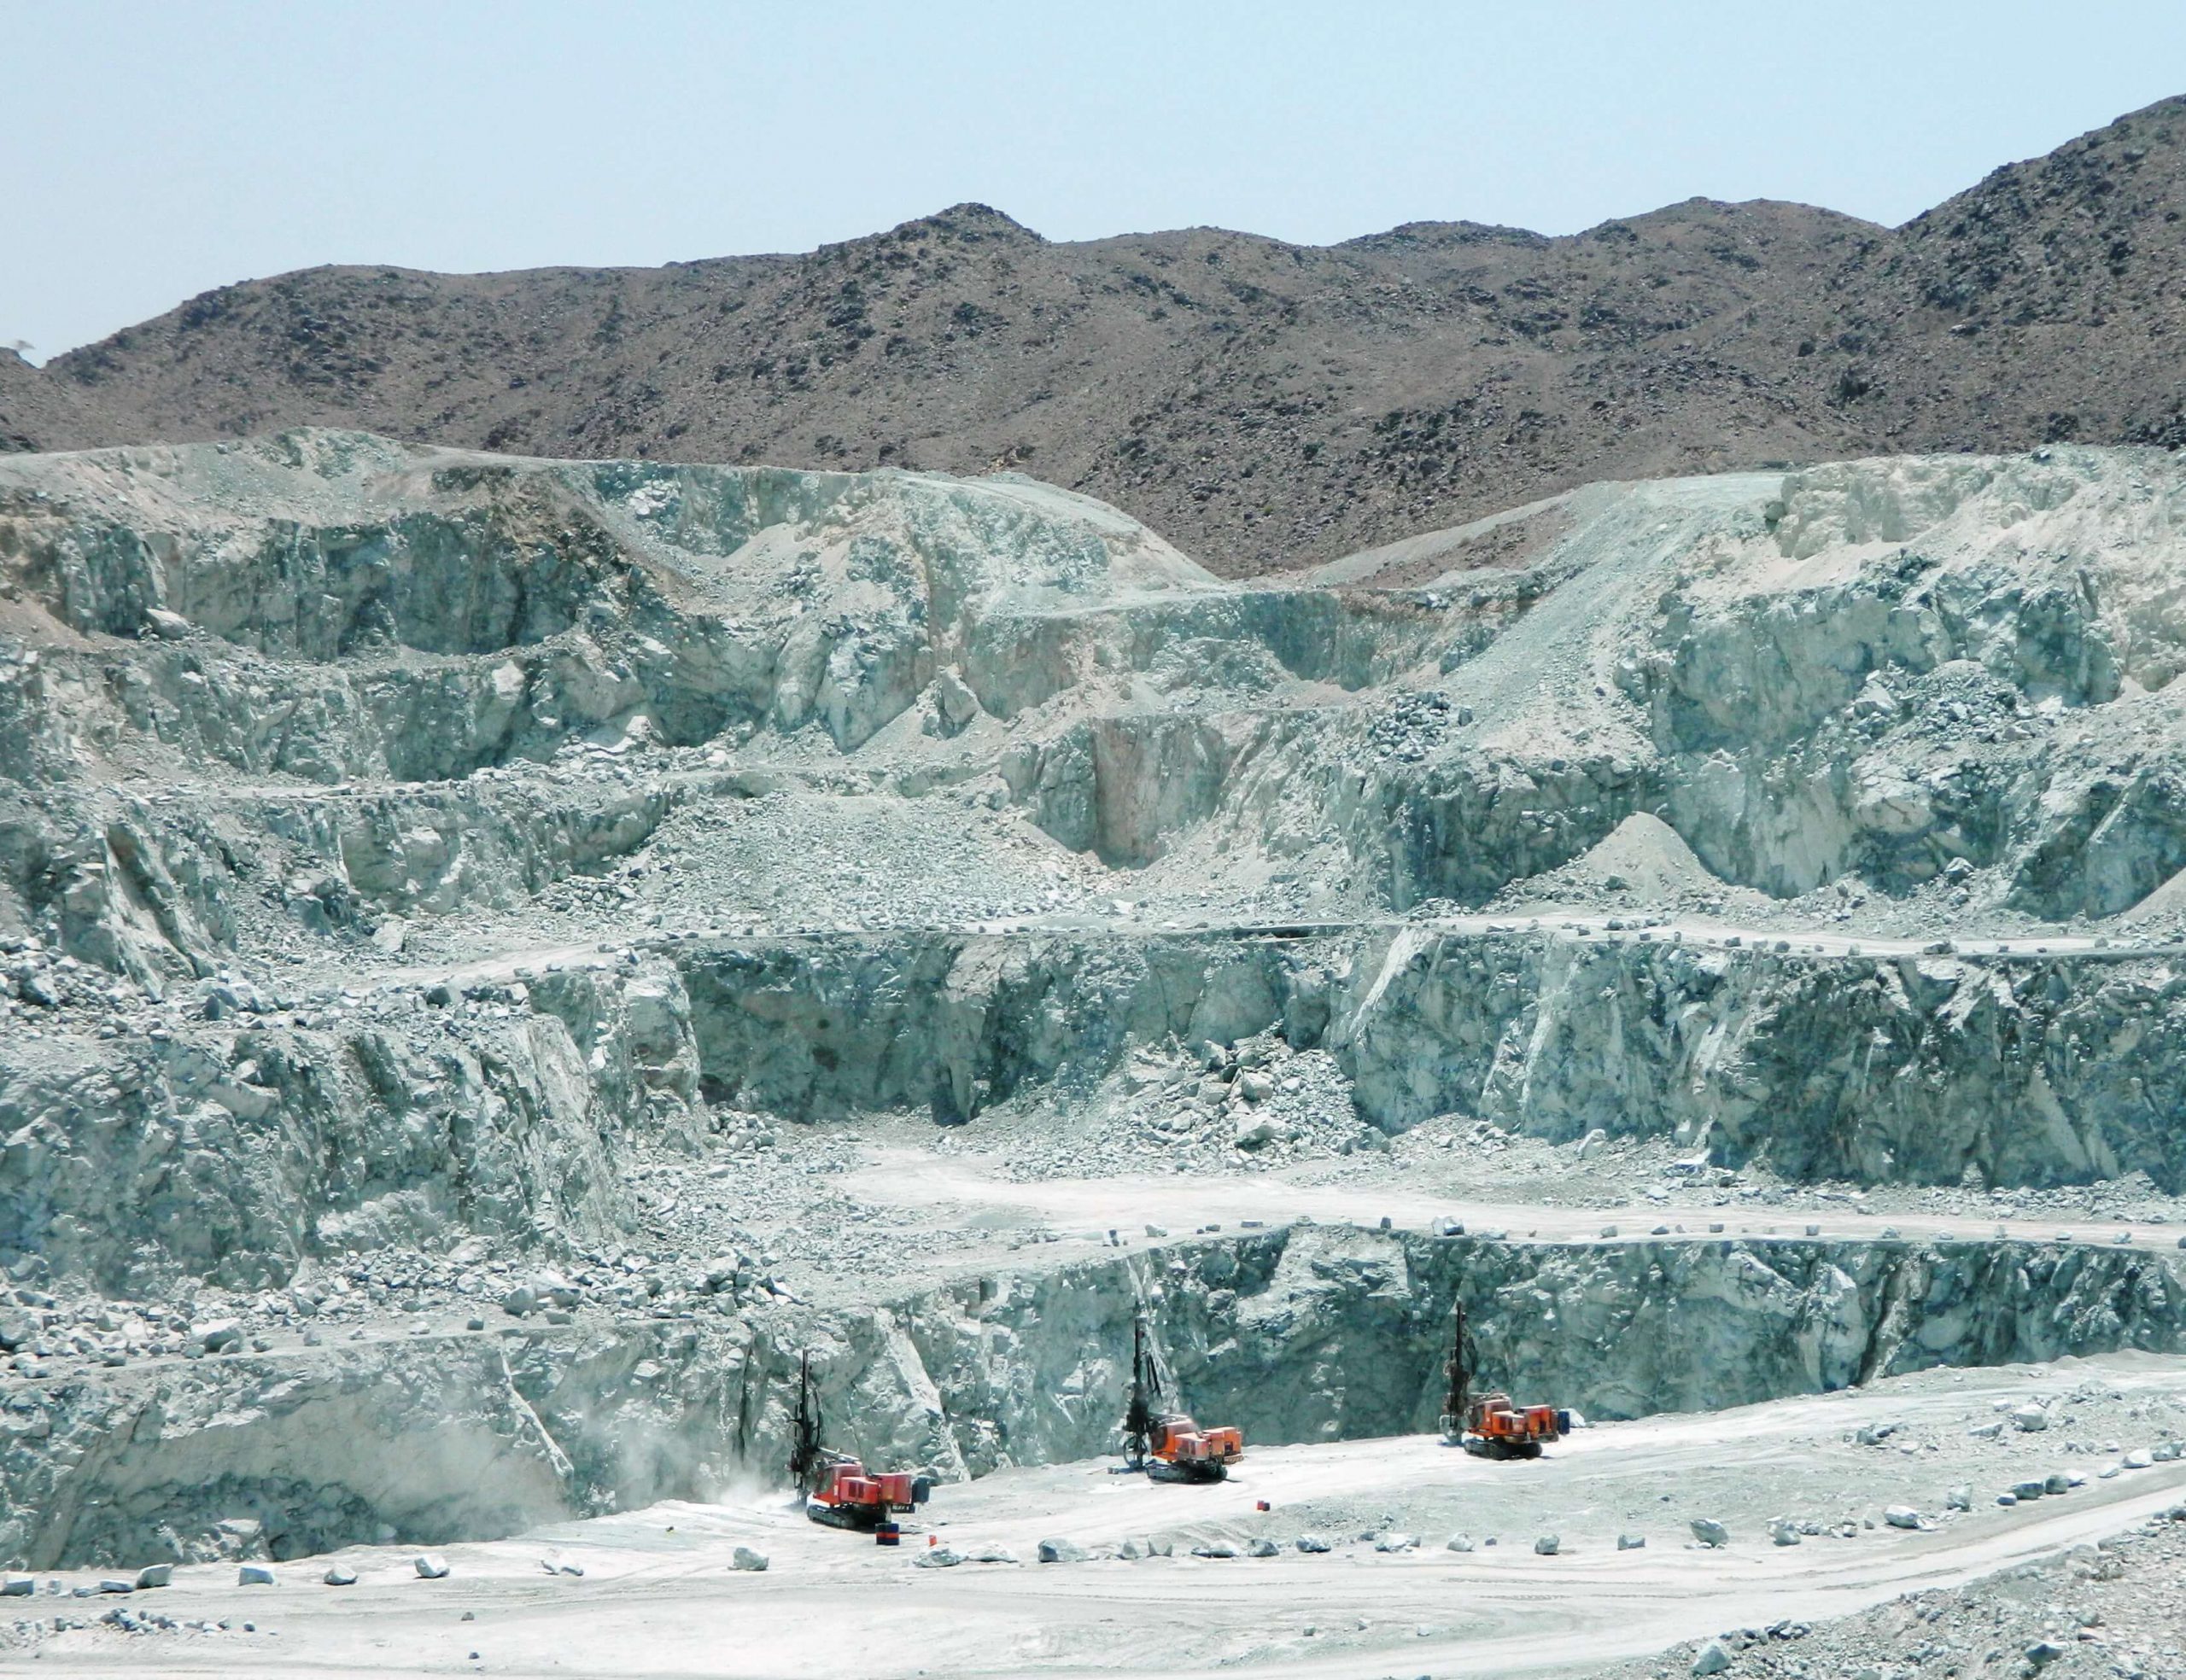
[15,1354,2185,1679]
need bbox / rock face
[13,436,2186,971]
[9,430,2186,1600]
[0,957,716,1292]
[675,919,2186,1190]
[1335,926,2186,1188]
[9,1222,2180,1569]
[0,430,1215,787]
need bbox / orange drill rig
[1121,1314,1244,1483]
[1439,1294,1569,1460]
[788,1350,932,1536]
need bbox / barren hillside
[7,98,2183,576]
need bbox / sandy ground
[16,1356,2184,1679]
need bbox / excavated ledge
[670,921,2186,1191]
[7,1222,2182,1569]
[14,917,2186,1313]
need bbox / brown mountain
[8,96,2183,576]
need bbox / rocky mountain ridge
[6,97,2185,576]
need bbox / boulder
[933,668,980,735]
[1690,1518,1730,1548]
[237,1563,277,1586]
[413,1553,450,1579]
[730,1546,769,1572]
[1692,1641,1733,1677]
[1533,1534,1560,1555]
[1036,1537,1085,1564]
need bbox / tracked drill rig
[789,1350,932,1533]
[1121,1314,1244,1482]
[1440,1293,1569,1460]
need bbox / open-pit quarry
[3,430,2186,1677]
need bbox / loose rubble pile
[1616,1514,2186,1680]
[4,431,2186,1676]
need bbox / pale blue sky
[8,1,2185,360]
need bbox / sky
[7,0,2185,361]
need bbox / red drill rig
[788,1350,932,1532]
[1440,1293,1570,1460]
[1121,1314,1245,1483]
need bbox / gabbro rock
[1336,922,2186,1190]
[12,436,2186,1617]
[0,957,700,1292]
[10,1221,2186,1571]
[0,430,1216,779]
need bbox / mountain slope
[7,96,2183,575]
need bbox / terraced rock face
[12,1225,2183,1569]
[5,429,2186,1582]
